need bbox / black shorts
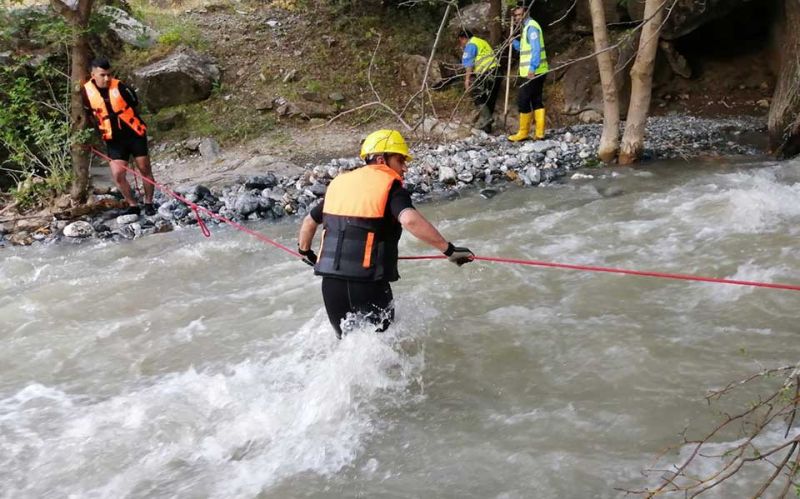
[105,134,148,161]
[321,277,394,339]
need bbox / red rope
[399,255,800,292]
[88,146,300,257]
[87,146,800,292]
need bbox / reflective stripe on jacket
[519,19,549,77]
[83,79,147,141]
[315,164,404,282]
[468,36,499,74]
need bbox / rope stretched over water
[398,255,800,292]
[87,146,800,292]
[88,146,299,257]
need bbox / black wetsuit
[310,182,414,338]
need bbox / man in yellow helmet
[458,29,500,133]
[508,2,549,142]
[297,129,475,339]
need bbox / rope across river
[88,146,800,293]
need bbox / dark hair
[458,29,473,40]
[90,58,111,70]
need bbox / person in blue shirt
[458,29,500,133]
[508,3,549,141]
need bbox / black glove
[298,247,317,267]
[443,242,475,266]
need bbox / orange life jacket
[83,78,147,141]
[315,164,404,281]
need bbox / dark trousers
[321,277,395,339]
[471,71,500,113]
[517,74,546,113]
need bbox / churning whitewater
[1,157,799,498]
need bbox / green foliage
[0,58,83,207]
[583,157,602,168]
[305,79,322,94]
[156,20,205,49]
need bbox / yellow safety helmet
[359,129,413,161]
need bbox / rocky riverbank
[0,115,765,248]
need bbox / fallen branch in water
[622,364,800,498]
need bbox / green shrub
[0,59,83,208]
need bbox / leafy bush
[0,58,82,208]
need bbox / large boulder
[449,3,491,38]
[399,54,447,89]
[626,0,759,40]
[768,0,800,158]
[132,47,220,112]
[98,6,159,48]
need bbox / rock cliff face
[768,0,800,158]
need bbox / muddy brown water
[1,156,799,498]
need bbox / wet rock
[457,171,474,183]
[63,221,94,238]
[116,214,140,225]
[232,193,260,216]
[9,231,33,246]
[157,204,175,219]
[480,188,498,199]
[245,174,278,190]
[309,182,327,197]
[439,166,457,183]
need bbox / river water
[1,157,799,498]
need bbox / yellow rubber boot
[533,108,546,139]
[508,112,532,142]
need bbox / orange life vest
[315,164,404,281]
[83,78,147,141]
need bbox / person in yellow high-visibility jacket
[458,29,500,133]
[508,3,549,141]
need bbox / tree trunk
[69,31,92,202]
[767,0,800,159]
[488,0,502,47]
[589,0,620,163]
[50,0,94,203]
[618,0,664,165]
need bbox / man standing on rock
[297,129,475,339]
[508,2,549,142]
[83,58,157,216]
[458,29,500,133]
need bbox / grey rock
[282,69,298,83]
[480,188,498,199]
[99,6,159,48]
[133,48,220,112]
[525,166,541,184]
[233,193,260,216]
[438,166,457,183]
[245,173,278,189]
[309,182,327,197]
[457,171,474,183]
[63,221,94,238]
[199,137,220,159]
[116,214,140,225]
